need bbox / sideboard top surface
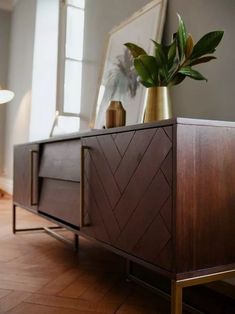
[15,117,235,147]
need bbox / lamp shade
[0,89,14,104]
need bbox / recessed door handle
[29,149,39,206]
[80,145,90,228]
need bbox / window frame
[56,0,85,117]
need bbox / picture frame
[92,0,167,129]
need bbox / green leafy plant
[124,14,224,87]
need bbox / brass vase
[106,101,126,128]
[143,86,173,123]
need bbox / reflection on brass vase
[106,101,126,128]
[143,86,172,123]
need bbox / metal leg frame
[171,269,235,314]
[126,260,171,300]
[126,260,235,314]
[13,204,79,251]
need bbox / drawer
[39,178,80,227]
[13,144,39,208]
[39,140,81,181]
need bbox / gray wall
[80,0,151,128]
[29,0,59,141]
[163,0,235,120]
[3,0,36,180]
[0,9,11,175]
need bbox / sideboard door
[81,127,174,271]
[13,144,39,210]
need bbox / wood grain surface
[176,124,235,274]
[39,140,81,182]
[82,127,174,272]
[13,144,39,210]
[39,178,80,227]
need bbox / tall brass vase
[144,86,173,122]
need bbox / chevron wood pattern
[82,127,173,271]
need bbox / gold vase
[143,86,173,123]
[106,101,126,128]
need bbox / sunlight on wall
[13,90,31,142]
[2,90,32,190]
[29,0,59,141]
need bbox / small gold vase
[106,101,126,128]
[143,86,173,123]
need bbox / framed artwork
[92,0,167,129]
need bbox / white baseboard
[0,176,13,195]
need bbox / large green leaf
[168,40,177,70]
[134,56,156,85]
[139,80,155,88]
[179,66,207,81]
[124,43,147,58]
[189,56,216,66]
[137,55,159,83]
[176,14,187,60]
[166,60,180,85]
[152,40,168,81]
[134,59,152,83]
[169,73,186,86]
[190,31,224,59]
[153,40,171,56]
[152,40,167,62]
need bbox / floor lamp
[0,87,14,197]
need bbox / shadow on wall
[13,90,32,143]
[0,90,32,192]
[0,103,7,175]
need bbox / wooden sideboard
[13,118,235,314]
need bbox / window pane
[64,60,82,114]
[66,6,84,60]
[67,0,85,9]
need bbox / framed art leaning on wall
[92,0,167,129]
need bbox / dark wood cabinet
[82,127,174,272]
[13,118,235,314]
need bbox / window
[57,0,85,117]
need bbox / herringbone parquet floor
[0,196,174,314]
[0,196,235,314]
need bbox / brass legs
[13,203,16,234]
[13,204,79,250]
[126,260,235,314]
[171,281,182,314]
[171,268,235,314]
